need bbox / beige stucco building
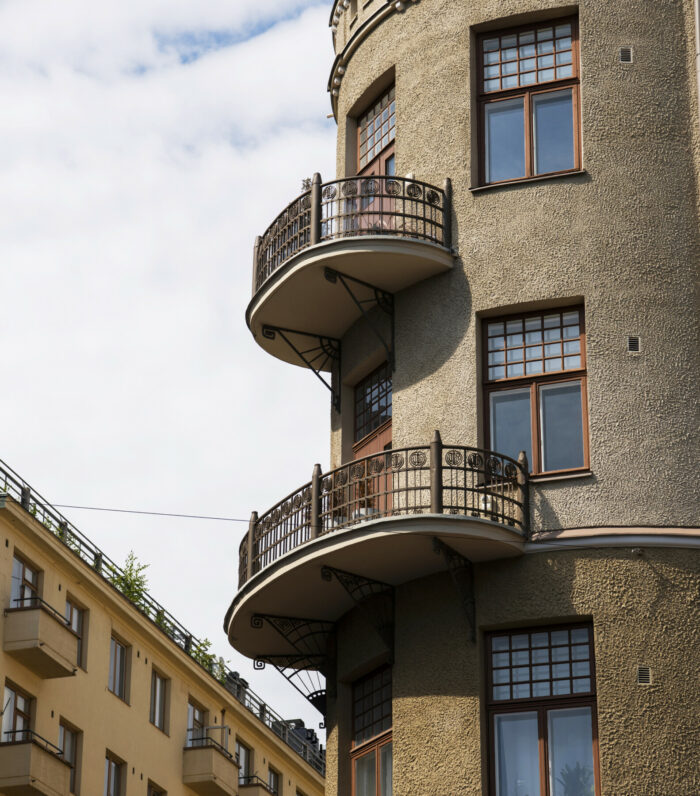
[226,1,700,795]
[0,461,325,796]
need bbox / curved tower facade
[226,2,700,794]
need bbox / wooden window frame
[104,752,124,796]
[486,624,601,796]
[236,739,252,783]
[11,555,39,608]
[65,597,86,670]
[354,361,392,445]
[149,669,168,733]
[357,85,396,172]
[147,782,166,796]
[477,17,581,186]
[187,699,208,747]
[483,306,589,476]
[268,765,281,796]
[59,721,81,795]
[350,667,392,796]
[108,636,129,702]
[1,682,33,743]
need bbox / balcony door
[353,362,392,461]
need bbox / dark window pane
[355,750,377,796]
[490,389,532,465]
[533,89,574,174]
[485,98,525,182]
[540,382,584,470]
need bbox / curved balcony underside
[247,236,453,368]
[248,175,453,369]
[227,513,524,659]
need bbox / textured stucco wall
[324,546,700,796]
[328,0,700,531]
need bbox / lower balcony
[226,433,528,661]
[0,731,71,795]
[3,599,79,678]
[182,734,239,796]
[239,775,275,795]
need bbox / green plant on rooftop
[109,551,149,610]
[191,637,229,684]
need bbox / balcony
[239,775,275,795]
[0,731,71,795]
[248,174,453,367]
[182,730,239,796]
[3,598,78,678]
[227,433,528,659]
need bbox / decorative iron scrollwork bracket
[433,538,476,642]
[254,654,328,717]
[321,565,395,657]
[323,268,395,370]
[261,325,341,411]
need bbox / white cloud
[0,1,337,733]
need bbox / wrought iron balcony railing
[253,173,451,294]
[239,433,529,588]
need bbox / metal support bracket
[254,654,328,716]
[433,538,476,642]
[324,268,395,370]
[321,565,395,656]
[262,325,341,411]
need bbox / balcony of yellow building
[247,173,453,372]
[0,730,71,795]
[3,597,78,678]
[182,728,239,796]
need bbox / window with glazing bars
[352,668,392,796]
[10,555,39,608]
[487,624,600,796]
[1,683,32,743]
[354,362,392,443]
[479,18,580,184]
[59,723,80,794]
[484,307,588,474]
[65,598,85,669]
[358,86,396,170]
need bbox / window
[354,362,392,444]
[268,766,281,795]
[479,18,579,184]
[149,670,168,732]
[358,86,396,170]
[484,307,588,474]
[59,722,81,794]
[351,668,392,796]
[236,739,252,784]
[104,753,123,796]
[10,555,39,608]
[1,683,32,743]
[187,700,207,747]
[108,636,128,701]
[65,598,85,668]
[487,624,600,796]
[147,782,166,796]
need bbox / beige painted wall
[323,546,700,796]
[327,0,700,532]
[0,500,324,796]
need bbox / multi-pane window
[65,599,84,668]
[10,555,39,607]
[487,625,600,796]
[150,670,168,731]
[104,754,123,796]
[108,637,127,701]
[358,86,396,169]
[187,700,207,747]
[484,308,588,474]
[236,740,252,784]
[268,766,281,795]
[352,668,392,796]
[354,362,392,443]
[59,723,80,794]
[479,18,580,184]
[1,684,32,743]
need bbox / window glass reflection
[485,99,525,182]
[494,712,540,796]
[533,89,574,174]
[490,389,531,465]
[548,707,596,796]
[540,382,584,471]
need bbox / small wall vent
[627,335,641,353]
[637,665,652,685]
[619,46,633,64]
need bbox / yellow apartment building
[0,459,325,796]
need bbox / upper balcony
[248,173,454,368]
[226,433,529,665]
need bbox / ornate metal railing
[0,459,325,776]
[239,433,529,588]
[253,173,451,293]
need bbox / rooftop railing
[253,173,451,294]
[239,432,529,588]
[0,458,325,776]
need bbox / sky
[0,0,336,735]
